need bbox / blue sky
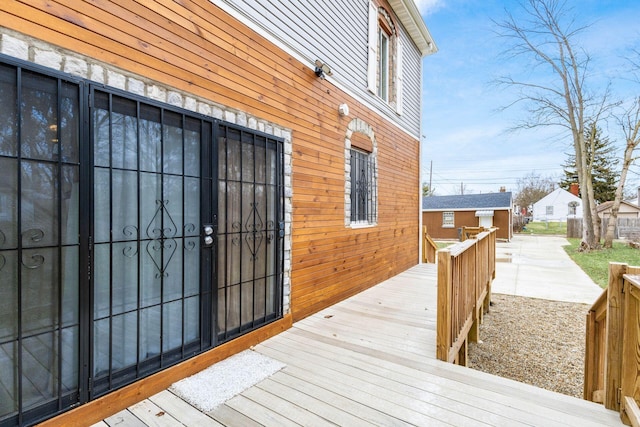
[414,0,640,196]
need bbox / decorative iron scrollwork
[146,238,177,278]
[123,244,138,258]
[184,238,197,251]
[22,253,45,269]
[22,228,45,244]
[145,200,178,277]
[146,200,176,240]
[122,225,138,239]
[244,202,264,260]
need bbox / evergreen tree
[559,123,618,204]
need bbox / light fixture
[314,59,333,79]
[338,103,349,116]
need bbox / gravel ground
[468,293,590,398]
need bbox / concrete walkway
[492,234,604,304]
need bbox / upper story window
[378,22,390,101]
[368,1,403,114]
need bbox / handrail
[584,263,640,426]
[422,226,438,263]
[436,228,496,365]
[621,274,640,426]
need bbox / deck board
[110,264,622,426]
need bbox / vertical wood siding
[0,0,419,322]
[221,0,424,136]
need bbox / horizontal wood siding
[423,210,511,240]
[223,0,423,136]
[0,1,419,320]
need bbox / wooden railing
[436,228,496,365]
[585,262,640,426]
[422,226,438,263]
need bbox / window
[345,118,377,227]
[350,148,377,224]
[442,211,455,228]
[368,1,403,114]
[378,27,389,101]
[568,201,578,216]
[546,206,554,215]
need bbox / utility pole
[429,160,432,196]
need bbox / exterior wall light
[314,59,333,79]
[338,103,349,116]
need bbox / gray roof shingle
[422,192,513,210]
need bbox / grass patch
[520,221,567,235]
[563,238,640,288]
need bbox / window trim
[367,1,402,114]
[442,211,455,228]
[345,118,378,228]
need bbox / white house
[532,188,583,221]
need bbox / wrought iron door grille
[0,55,285,426]
[215,124,284,342]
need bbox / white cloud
[413,0,444,16]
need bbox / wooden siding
[220,0,424,136]
[0,0,419,320]
[423,210,512,240]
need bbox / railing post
[605,262,627,411]
[436,248,452,362]
[620,274,640,426]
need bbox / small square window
[442,211,454,228]
[546,206,553,215]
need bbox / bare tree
[514,172,556,216]
[495,0,616,250]
[603,98,640,247]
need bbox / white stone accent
[223,110,236,123]
[248,117,257,129]
[128,77,145,96]
[33,48,62,69]
[167,90,183,107]
[107,70,126,90]
[184,96,197,112]
[147,84,167,102]
[211,105,223,120]
[63,56,88,78]
[90,64,106,84]
[197,102,212,116]
[236,111,247,127]
[1,34,29,60]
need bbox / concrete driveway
[492,234,604,304]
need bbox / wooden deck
[92,264,622,426]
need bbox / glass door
[90,89,213,397]
[0,64,83,427]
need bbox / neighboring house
[0,1,436,425]
[532,188,582,221]
[422,192,513,241]
[597,200,640,220]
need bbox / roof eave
[388,0,438,57]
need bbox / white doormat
[169,350,286,412]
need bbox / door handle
[203,224,214,246]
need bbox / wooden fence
[568,218,640,240]
[436,228,496,365]
[422,226,438,263]
[584,262,640,425]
